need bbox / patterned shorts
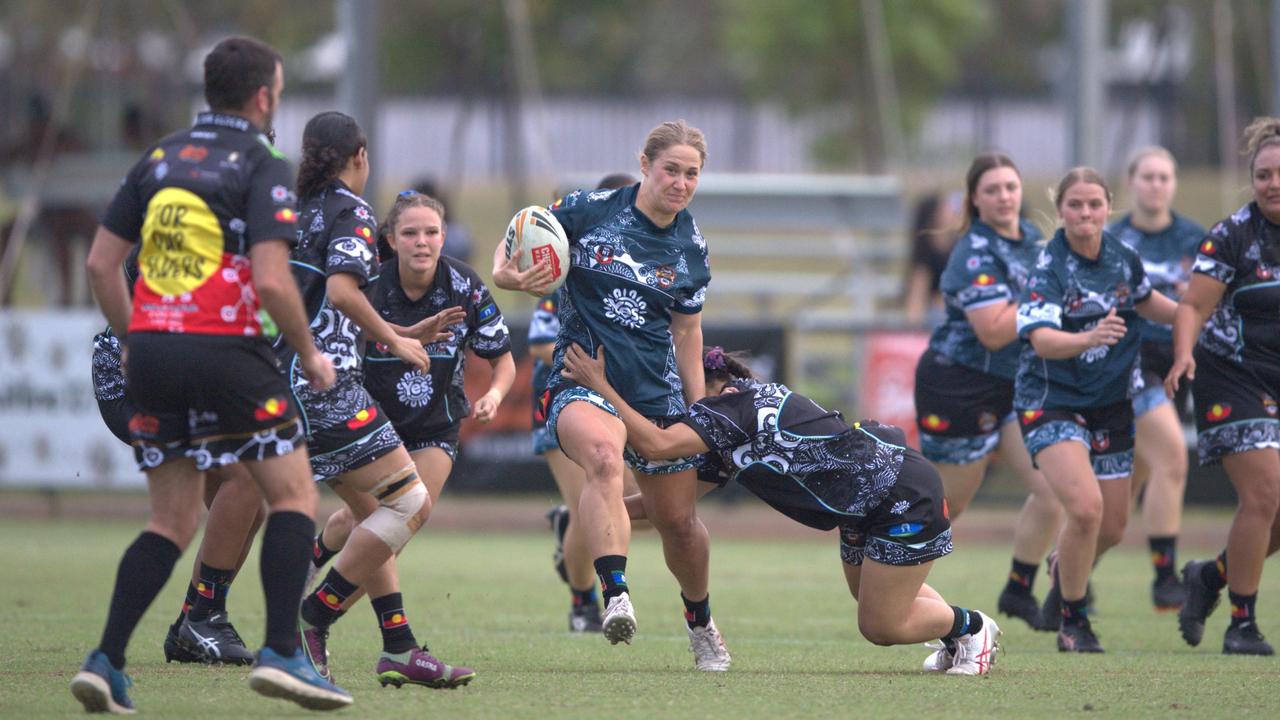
[126,334,305,472]
[1132,341,1187,419]
[531,425,558,455]
[544,384,697,474]
[1018,402,1135,480]
[404,437,459,462]
[297,376,402,483]
[838,448,954,567]
[1192,349,1280,466]
[914,350,1016,465]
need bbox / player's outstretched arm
[561,343,709,460]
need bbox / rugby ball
[504,205,569,292]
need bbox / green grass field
[3,517,1279,719]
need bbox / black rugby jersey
[364,256,511,442]
[680,382,905,529]
[1194,202,1280,366]
[276,179,379,386]
[101,111,296,337]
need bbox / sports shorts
[914,349,1015,465]
[1017,401,1135,480]
[1132,341,1189,419]
[839,445,954,567]
[294,374,401,483]
[125,333,304,471]
[544,383,697,474]
[1192,348,1280,466]
[92,332,131,444]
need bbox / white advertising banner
[0,310,143,488]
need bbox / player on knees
[74,36,349,713]
[494,122,728,670]
[1166,118,1280,656]
[912,153,1063,630]
[91,249,266,666]
[561,344,1000,674]
[1015,168,1177,652]
[280,113,474,689]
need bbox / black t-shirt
[679,382,906,529]
[101,111,295,337]
[364,256,511,442]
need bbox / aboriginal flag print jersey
[364,256,511,442]
[1015,230,1152,409]
[927,218,1043,380]
[101,112,296,337]
[1109,212,1205,344]
[547,184,710,417]
[680,382,905,529]
[278,179,380,383]
[1192,202,1280,366]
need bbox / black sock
[313,533,339,570]
[1005,559,1039,595]
[1062,595,1089,624]
[594,555,629,602]
[1148,536,1177,582]
[98,531,182,670]
[301,567,358,631]
[943,606,983,640]
[259,511,315,657]
[371,593,418,654]
[571,586,598,608]
[174,582,199,628]
[1229,591,1258,628]
[186,563,234,622]
[1202,551,1229,592]
[682,592,711,629]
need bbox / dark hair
[377,191,446,260]
[296,111,367,200]
[1054,166,1112,209]
[1126,145,1176,179]
[703,346,754,386]
[203,36,282,113]
[1242,117,1280,172]
[960,152,1020,233]
[597,173,637,190]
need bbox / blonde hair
[1053,166,1112,209]
[1126,146,1176,179]
[1242,117,1280,171]
[641,120,707,167]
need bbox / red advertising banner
[856,330,930,450]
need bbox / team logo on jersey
[275,208,297,223]
[254,396,289,421]
[977,411,998,433]
[655,265,676,289]
[594,246,614,265]
[270,185,289,203]
[380,609,409,629]
[1264,395,1278,417]
[347,406,379,429]
[1020,410,1043,425]
[178,144,208,163]
[920,414,950,432]
[127,413,160,435]
[1200,239,1217,255]
[973,273,995,287]
[1205,403,1232,422]
[1090,431,1110,452]
[354,206,371,221]
[966,256,981,271]
[603,288,647,329]
[1115,282,1129,301]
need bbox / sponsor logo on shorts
[274,208,297,223]
[1200,239,1216,255]
[316,585,343,611]
[1264,395,1278,417]
[346,405,379,430]
[921,414,950,432]
[128,413,160,435]
[197,581,215,599]
[1090,430,1110,452]
[1205,403,1232,422]
[977,411,998,433]
[887,522,924,538]
[178,144,208,163]
[254,397,289,422]
[1020,410,1043,425]
[380,610,409,629]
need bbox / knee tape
[361,464,428,552]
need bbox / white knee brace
[361,463,428,552]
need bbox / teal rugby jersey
[927,218,1043,379]
[547,184,710,417]
[1108,212,1205,344]
[1015,230,1152,409]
